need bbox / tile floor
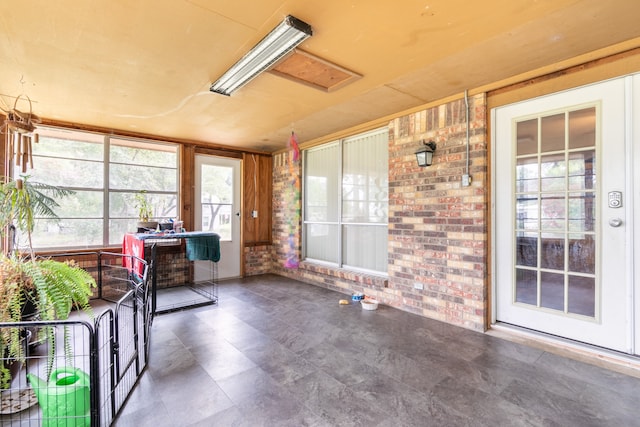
[114,274,640,426]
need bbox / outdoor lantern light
[415,140,436,167]
[210,15,312,96]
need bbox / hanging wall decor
[1,95,41,173]
[284,131,301,269]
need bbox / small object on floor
[361,299,379,310]
[339,299,349,305]
[351,292,364,301]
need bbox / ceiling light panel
[210,15,312,96]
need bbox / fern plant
[0,176,96,388]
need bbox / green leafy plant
[0,176,72,258]
[134,191,154,222]
[0,176,96,388]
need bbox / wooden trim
[195,147,243,159]
[37,118,271,156]
[180,145,195,232]
[487,47,640,110]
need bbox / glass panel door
[494,76,631,353]
[195,155,241,280]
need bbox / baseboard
[488,323,640,379]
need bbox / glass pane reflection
[516,157,539,193]
[568,193,595,232]
[540,271,564,311]
[540,194,565,232]
[515,268,537,305]
[516,232,537,267]
[517,119,538,155]
[568,150,596,191]
[541,234,564,270]
[541,114,565,152]
[540,154,566,191]
[568,234,595,274]
[568,108,596,149]
[516,196,538,230]
[568,275,595,317]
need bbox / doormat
[0,388,38,414]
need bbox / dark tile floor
[115,274,640,427]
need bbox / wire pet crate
[128,231,220,314]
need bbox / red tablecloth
[122,233,146,277]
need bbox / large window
[303,128,388,274]
[12,126,178,250]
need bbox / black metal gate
[0,252,151,426]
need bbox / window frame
[11,125,179,251]
[302,127,389,275]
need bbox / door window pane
[540,234,565,270]
[568,192,595,232]
[516,232,537,267]
[568,107,596,149]
[516,196,538,230]
[568,150,596,191]
[540,193,565,232]
[200,165,233,240]
[516,119,538,155]
[516,157,539,193]
[541,113,565,152]
[568,275,595,316]
[540,271,564,311]
[515,268,537,305]
[568,234,595,274]
[540,154,566,191]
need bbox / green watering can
[27,367,91,427]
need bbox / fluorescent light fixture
[210,15,312,96]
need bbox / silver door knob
[609,218,623,227]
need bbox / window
[303,128,388,274]
[13,126,178,250]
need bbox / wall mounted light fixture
[415,140,436,167]
[210,15,312,96]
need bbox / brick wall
[271,152,299,275]
[244,245,273,276]
[268,94,488,331]
[387,94,488,331]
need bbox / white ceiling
[1,0,640,152]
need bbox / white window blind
[303,128,388,274]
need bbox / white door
[493,76,635,353]
[194,155,241,279]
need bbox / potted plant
[0,176,96,388]
[134,191,157,232]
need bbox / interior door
[194,155,241,280]
[493,77,634,353]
